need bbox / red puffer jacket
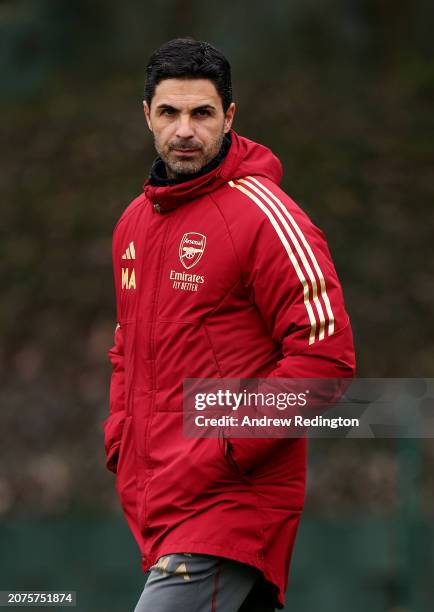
[103,130,355,609]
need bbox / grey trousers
[133,553,276,612]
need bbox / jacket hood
[143,130,283,212]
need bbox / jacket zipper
[141,208,172,530]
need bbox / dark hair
[144,38,232,112]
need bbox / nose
[175,114,194,140]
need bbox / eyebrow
[155,103,217,112]
[193,104,216,112]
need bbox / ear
[143,100,153,132]
[224,102,236,133]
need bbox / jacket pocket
[146,429,244,521]
[221,436,253,483]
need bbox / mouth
[172,149,200,156]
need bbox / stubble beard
[155,131,225,179]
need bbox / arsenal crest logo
[179,232,206,269]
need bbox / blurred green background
[0,1,433,610]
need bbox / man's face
[143,78,235,178]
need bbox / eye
[161,108,175,116]
[194,109,211,117]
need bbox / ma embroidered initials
[122,268,136,290]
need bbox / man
[103,38,355,611]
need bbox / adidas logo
[122,241,136,260]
